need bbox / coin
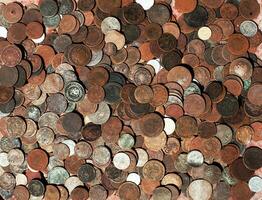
[64,81,85,102]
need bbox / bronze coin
[176,115,198,138]
[239,0,260,20]
[27,149,49,171]
[139,113,164,137]
[2,2,23,24]
[1,45,22,67]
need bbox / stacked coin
[0,0,262,199]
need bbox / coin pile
[0,0,262,199]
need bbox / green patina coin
[47,166,69,184]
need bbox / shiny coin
[186,150,204,167]
[240,20,258,37]
[113,152,131,170]
[248,176,262,192]
[198,26,212,40]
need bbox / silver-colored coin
[55,63,75,75]
[188,179,213,200]
[92,145,111,166]
[184,82,201,96]
[87,50,103,66]
[127,172,141,185]
[7,149,24,166]
[101,17,121,34]
[47,166,69,184]
[87,102,110,125]
[118,133,135,149]
[47,156,64,171]
[186,150,204,167]
[248,176,262,192]
[113,152,131,170]
[240,20,258,37]
[64,81,85,102]
[215,124,233,146]
[135,148,149,167]
[25,105,41,122]
[61,70,78,83]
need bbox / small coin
[143,160,165,181]
[64,81,85,102]
[28,179,45,197]
[198,26,212,40]
[78,163,96,183]
[248,176,262,192]
[113,152,131,170]
[186,150,204,167]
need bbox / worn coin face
[77,164,96,183]
[64,81,85,102]
[186,150,204,167]
[240,20,258,37]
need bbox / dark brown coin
[78,0,95,12]
[145,23,163,41]
[28,179,45,197]
[176,115,198,138]
[0,66,18,87]
[157,33,177,52]
[229,158,254,181]
[82,123,102,141]
[66,44,92,66]
[147,4,170,25]
[216,94,239,117]
[139,113,164,137]
[198,121,217,138]
[243,147,262,170]
[78,163,96,183]
[239,0,260,19]
[123,3,145,25]
[1,45,22,67]
[62,112,83,133]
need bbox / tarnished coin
[64,81,85,102]
[101,17,121,34]
[77,163,96,183]
[48,167,69,185]
[28,179,45,197]
[87,102,110,125]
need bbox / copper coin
[139,113,164,137]
[167,66,192,89]
[27,149,49,171]
[239,0,260,20]
[118,182,140,200]
[176,115,198,138]
[174,0,197,13]
[227,34,249,56]
[247,83,262,106]
[143,160,165,181]
[229,158,254,181]
[1,44,22,67]
[134,85,154,104]
[2,2,23,24]
[184,94,206,117]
